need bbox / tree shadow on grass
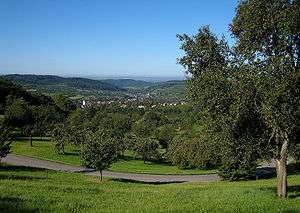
[111,178,184,185]
[118,155,172,166]
[256,163,300,180]
[14,137,51,142]
[256,167,276,179]
[0,174,46,181]
[0,165,49,180]
[259,185,300,199]
[0,197,40,213]
[0,165,47,172]
[62,152,79,156]
[287,185,300,199]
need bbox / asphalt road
[2,154,221,183]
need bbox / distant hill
[3,74,123,92]
[145,80,186,102]
[101,79,154,89]
[1,74,187,102]
[0,78,58,113]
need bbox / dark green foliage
[33,105,64,137]
[101,79,154,88]
[131,136,160,163]
[230,0,300,197]
[1,80,70,145]
[218,137,259,181]
[61,109,91,146]
[132,111,166,138]
[0,78,59,113]
[3,74,124,91]
[0,126,12,164]
[168,132,220,169]
[52,94,76,113]
[80,130,117,180]
[4,98,35,139]
[52,124,66,154]
[155,124,175,148]
[89,111,132,156]
[177,26,265,179]
[177,0,300,193]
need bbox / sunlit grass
[11,139,216,175]
[0,165,299,212]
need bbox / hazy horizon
[0,72,186,82]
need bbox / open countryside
[0,0,300,212]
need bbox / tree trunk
[29,135,33,147]
[100,170,103,181]
[275,137,289,198]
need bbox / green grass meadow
[11,139,216,175]
[0,165,299,212]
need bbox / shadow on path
[111,178,184,185]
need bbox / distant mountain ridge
[2,74,123,91]
[1,74,187,101]
[101,79,154,89]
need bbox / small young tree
[80,130,117,181]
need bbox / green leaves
[0,126,12,162]
[80,129,117,172]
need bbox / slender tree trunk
[100,170,103,181]
[275,137,289,198]
[29,135,33,147]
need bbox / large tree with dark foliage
[178,0,300,198]
[4,97,35,146]
[231,0,300,198]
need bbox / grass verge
[0,165,299,212]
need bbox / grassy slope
[11,139,216,175]
[0,165,299,212]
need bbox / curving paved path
[2,154,221,183]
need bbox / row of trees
[51,107,179,161]
[177,0,300,198]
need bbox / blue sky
[0,0,237,79]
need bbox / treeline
[0,79,76,154]
[51,103,201,162]
[3,74,123,91]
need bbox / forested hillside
[0,79,60,113]
[3,74,123,91]
[1,74,187,101]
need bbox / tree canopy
[178,0,300,198]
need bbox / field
[11,139,216,175]
[0,164,299,212]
